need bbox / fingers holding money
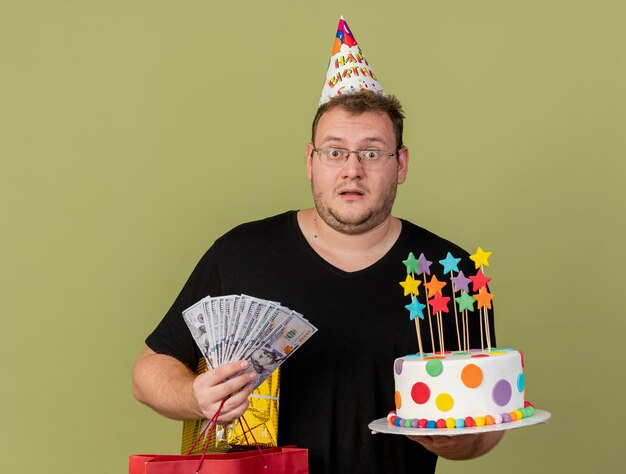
[192,359,258,423]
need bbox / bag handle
[186,400,268,472]
[188,399,225,473]
[239,415,267,468]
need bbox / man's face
[306,108,408,235]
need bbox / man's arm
[408,431,504,460]
[131,347,257,423]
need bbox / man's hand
[407,431,504,460]
[192,359,258,424]
[132,348,257,422]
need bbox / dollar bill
[182,294,317,386]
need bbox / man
[132,90,504,472]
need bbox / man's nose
[342,152,364,177]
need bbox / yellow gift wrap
[182,358,280,454]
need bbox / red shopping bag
[129,446,308,473]
[131,400,308,473]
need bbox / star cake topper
[399,274,421,296]
[439,252,461,274]
[469,246,492,269]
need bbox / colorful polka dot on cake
[461,363,483,388]
[426,358,443,376]
[411,382,430,404]
[492,379,512,406]
[435,393,454,411]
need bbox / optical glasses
[313,147,398,171]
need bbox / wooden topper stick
[414,316,424,358]
[423,275,435,353]
[410,271,425,358]
[461,309,467,352]
[438,312,445,355]
[479,309,484,351]
[484,307,492,351]
[466,311,470,352]
[450,276,461,351]
[428,310,436,354]
[480,263,492,351]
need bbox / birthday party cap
[319,16,384,104]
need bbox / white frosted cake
[389,348,534,429]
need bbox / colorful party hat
[319,16,384,104]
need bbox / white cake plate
[369,409,551,437]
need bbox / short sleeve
[145,244,223,369]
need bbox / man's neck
[297,208,402,272]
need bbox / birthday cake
[388,248,535,429]
[389,349,534,429]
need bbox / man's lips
[337,187,366,197]
[339,191,364,200]
[337,189,367,203]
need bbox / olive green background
[1,1,624,472]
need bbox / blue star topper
[405,295,426,320]
[439,252,461,274]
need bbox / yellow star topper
[469,246,492,269]
[399,274,421,296]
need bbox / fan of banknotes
[183,294,318,388]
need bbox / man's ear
[397,146,409,184]
[305,142,315,180]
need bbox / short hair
[311,91,405,149]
